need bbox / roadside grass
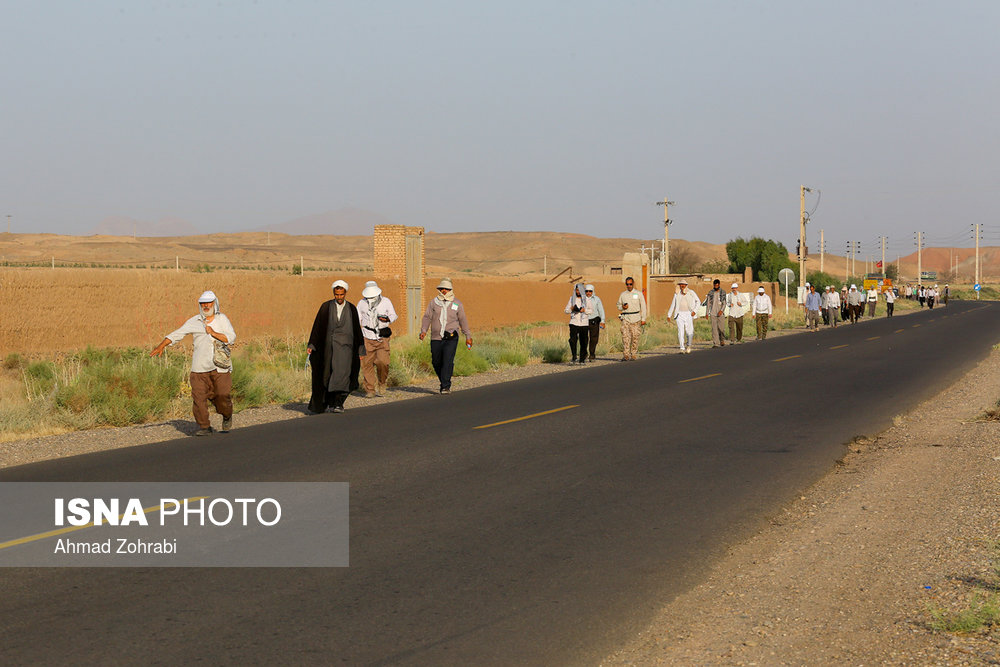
[927,541,1000,634]
[0,310,812,441]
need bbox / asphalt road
[1,301,997,665]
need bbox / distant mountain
[91,215,198,237]
[253,207,394,236]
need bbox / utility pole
[798,186,810,290]
[820,228,825,273]
[880,236,887,279]
[655,197,674,275]
[844,242,850,282]
[974,223,982,297]
[914,231,923,284]
[5,215,10,234]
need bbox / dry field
[0,267,786,357]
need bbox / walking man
[751,286,772,340]
[927,285,937,309]
[804,283,822,332]
[419,278,473,394]
[847,284,864,323]
[564,283,592,364]
[617,276,647,361]
[866,285,879,318]
[943,284,949,306]
[358,280,397,398]
[825,285,840,328]
[884,286,895,317]
[585,284,605,362]
[726,282,748,343]
[151,290,236,436]
[307,280,365,414]
[668,278,699,353]
[704,279,727,347]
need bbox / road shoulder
[603,345,1000,665]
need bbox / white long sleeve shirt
[668,290,700,319]
[565,295,593,326]
[359,297,398,341]
[166,313,236,373]
[751,294,773,316]
[726,291,748,317]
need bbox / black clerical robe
[307,299,364,413]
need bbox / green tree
[726,236,796,281]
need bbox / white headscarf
[198,291,220,319]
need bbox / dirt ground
[604,347,1000,666]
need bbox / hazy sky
[2,0,997,255]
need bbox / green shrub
[540,346,568,363]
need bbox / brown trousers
[361,338,391,393]
[190,370,232,429]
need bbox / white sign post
[778,268,795,314]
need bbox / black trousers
[430,336,459,390]
[568,324,589,361]
[587,319,601,360]
[887,302,894,317]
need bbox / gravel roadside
[604,341,1000,664]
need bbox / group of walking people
[154,277,475,432]
[564,277,647,362]
[903,284,947,308]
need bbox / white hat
[362,280,381,299]
[437,277,454,290]
[584,284,594,291]
[678,278,688,285]
[850,284,857,289]
[331,280,349,291]
[757,287,765,293]
[731,282,739,288]
[804,282,810,287]
[198,290,217,303]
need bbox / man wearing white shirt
[884,286,896,317]
[359,280,398,397]
[866,286,879,318]
[725,282,749,344]
[825,286,840,327]
[151,290,236,436]
[751,286,773,340]
[667,278,699,353]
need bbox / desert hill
[0,230,988,281]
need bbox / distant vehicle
[920,271,938,280]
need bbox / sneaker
[332,406,344,413]
[365,392,376,399]
[194,427,213,437]
[440,388,451,395]
[685,348,692,354]
[375,386,384,397]
[679,347,686,353]
[220,418,232,433]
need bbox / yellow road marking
[829,344,849,350]
[912,324,921,327]
[474,405,579,430]
[895,329,905,333]
[867,336,880,341]
[772,355,802,362]
[0,497,209,551]
[678,373,722,384]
